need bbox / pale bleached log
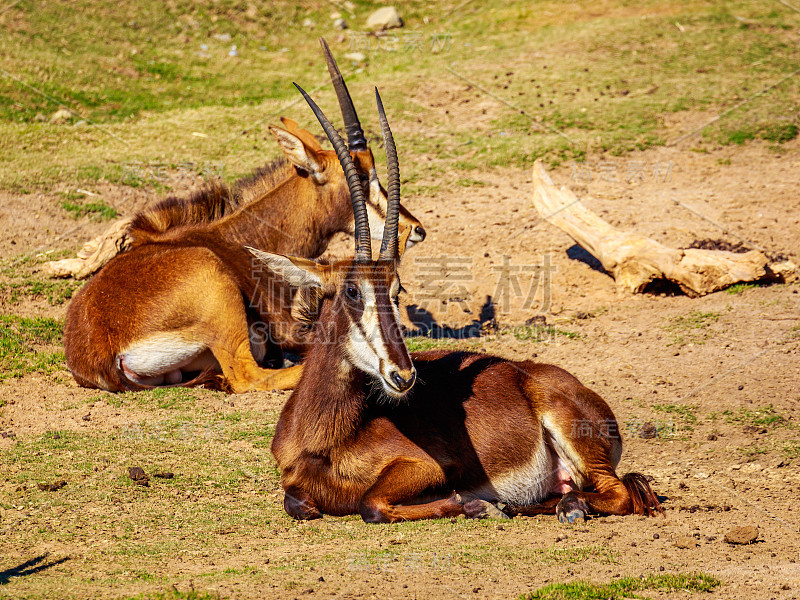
[44,217,133,279]
[531,160,772,297]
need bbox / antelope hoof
[464,499,511,520]
[556,493,589,524]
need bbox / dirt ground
[1,137,799,599]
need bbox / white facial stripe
[344,277,406,397]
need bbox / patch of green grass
[725,282,760,294]
[1,277,83,305]
[520,572,720,600]
[148,387,199,410]
[404,336,465,353]
[760,123,798,143]
[723,405,787,428]
[455,177,489,187]
[61,197,118,220]
[0,314,64,379]
[625,418,679,439]
[124,589,223,600]
[506,324,583,342]
[721,128,757,145]
[2,1,799,191]
[738,444,768,460]
[665,310,721,345]
[653,403,697,424]
[537,545,619,565]
[783,441,800,459]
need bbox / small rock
[82,414,91,422]
[674,536,698,549]
[213,33,232,42]
[50,108,73,124]
[302,18,315,28]
[741,462,763,473]
[128,466,150,487]
[343,52,366,62]
[228,45,238,57]
[724,526,758,545]
[653,533,660,539]
[366,6,403,30]
[639,422,657,439]
[742,425,767,435]
[37,480,67,492]
[34,113,47,122]
[707,433,717,441]
[329,11,341,19]
[333,18,347,30]
[153,472,174,479]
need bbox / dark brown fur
[270,260,663,524]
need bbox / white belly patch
[489,442,554,505]
[119,334,209,377]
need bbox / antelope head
[248,82,416,399]
[268,39,426,251]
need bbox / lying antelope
[254,84,663,523]
[64,40,424,393]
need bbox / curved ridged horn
[319,38,367,152]
[294,82,372,262]
[375,89,400,261]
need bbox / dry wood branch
[531,160,792,297]
[44,217,133,279]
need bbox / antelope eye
[345,285,361,301]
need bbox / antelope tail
[621,472,664,516]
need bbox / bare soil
[1,139,799,599]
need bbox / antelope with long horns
[64,39,424,393]
[252,84,664,524]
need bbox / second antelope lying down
[64,40,424,393]
[252,84,664,524]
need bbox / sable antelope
[64,40,425,393]
[254,84,663,524]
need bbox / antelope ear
[246,247,325,288]
[269,125,327,182]
[280,116,323,151]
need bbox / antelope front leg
[213,336,303,393]
[357,459,465,523]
